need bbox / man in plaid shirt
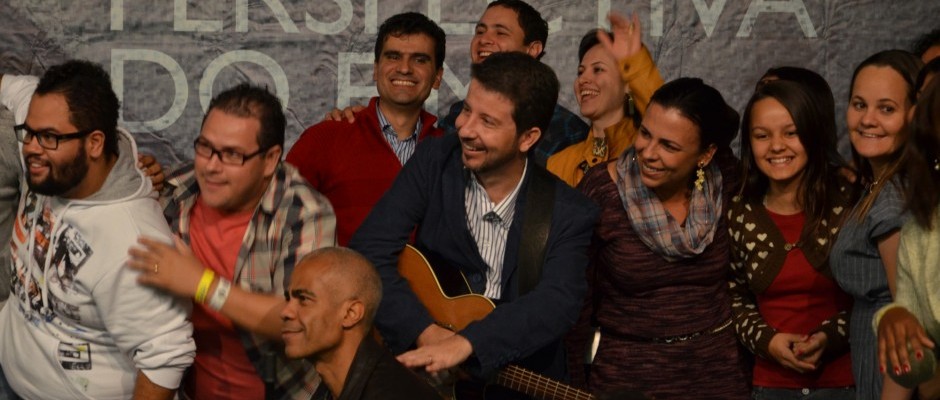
[128,83,336,399]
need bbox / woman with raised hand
[729,78,857,400]
[547,13,662,187]
[875,79,940,399]
[568,77,749,399]
[830,49,923,400]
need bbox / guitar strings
[497,365,595,400]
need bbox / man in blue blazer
[349,52,599,382]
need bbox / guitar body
[396,245,596,400]
[397,244,495,332]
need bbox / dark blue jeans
[752,386,855,400]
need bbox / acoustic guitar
[396,244,596,400]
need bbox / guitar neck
[495,365,595,400]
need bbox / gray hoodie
[0,129,196,399]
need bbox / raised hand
[598,12,643,62]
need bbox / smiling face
[634,103,715,201]
[470,5,542,64]
[846,65,911,172]
[748,97,808,193]
[575,44,627,129]
[373,33,443,110]
[194,109,280,215]
[281,260,348,360]
[455,79,538,182]
[21,93,92,198]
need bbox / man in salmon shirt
[128,83,337,399]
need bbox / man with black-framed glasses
[0,72,166,314]
[13,124,95,150]
[127,83,337,399]
[0,59,196,399]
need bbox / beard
[26,145,89,197]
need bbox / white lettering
[438,62,467,104]
[693,0,728,37]
[110,0,124,31]
[597,0,611,30]
[199,50,291,111]
[236,0,299,33]
[111,49,189,131]
[433,0,476,35]
[365,0,378,34]
[304,0,353,35]
[547,17,563,34]
[650,0,664,37]
[174,0,222,32]
[429,0,565,36]
[737,0,817,38]
[336,52,378,108]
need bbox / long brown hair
[905,79,940,229]
[847,50,923,221]
[739,80,852,233]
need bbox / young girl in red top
[729,74,859,399]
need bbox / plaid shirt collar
[162,161,325,399]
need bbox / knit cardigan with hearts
[727,181,854,361]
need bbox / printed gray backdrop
[0,0,937,165]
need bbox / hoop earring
[694,163,706,191]
[935,158,940,171]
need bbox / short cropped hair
[374,12,446,70]
[203,83,285,151]
[35,60,120,157]
[470,52,559,137]
[299,247,383,328]
[487,0,548,59]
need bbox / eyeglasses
[193,138,269,166]
[14,124,95,150]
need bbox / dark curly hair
[35,60,120,157]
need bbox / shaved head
[295,247,382,329]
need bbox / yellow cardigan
[547,46,663,187]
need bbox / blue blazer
[350,134,599,379]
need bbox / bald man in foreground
[281,248,441,400]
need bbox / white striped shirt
[464,161,528,299]
[376,102,422,165]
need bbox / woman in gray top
[830,49,923,400]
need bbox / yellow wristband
[194,269,216,304]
